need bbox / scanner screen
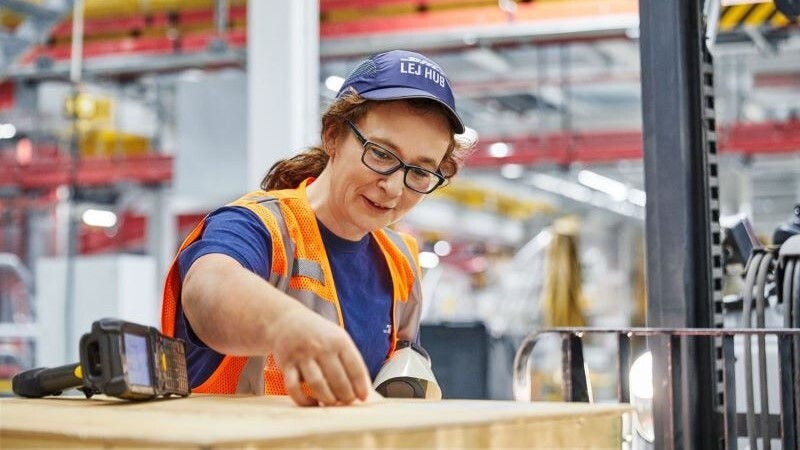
[123,333,152,386]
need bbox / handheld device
[12,318,189,401]
[373,340,442,399]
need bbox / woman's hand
[183,254,371,407]
[269,307,371,406]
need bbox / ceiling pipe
[76,0,243,19]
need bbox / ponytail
[260,147,328,191]
[260,90,367,191]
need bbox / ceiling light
[324,75,344,93]
[418,251,440,269]
[742,103,766,122]
[527,173,591,202]
[526,173,644,219]
[0,123,17,139]
[501,163,524,179]
[179,69,205,82]
[498,0,517,14]
[489,142,512,158]
[577,170,628,201]
[81,209,118,228]
[433,240,452,256]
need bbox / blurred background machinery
[0,252,34,393]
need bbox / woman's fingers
[338,345,371,401]
[299,360,337,406]
[283,365,318,407]
[318,354,357,404]
[273,308,371,406]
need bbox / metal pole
[64,0,84,362]
[638,0,722,448]
[209,0,229,52]
[69,0,83,85]
[215,0,228,41]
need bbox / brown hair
[260,90,474,191]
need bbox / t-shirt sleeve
[178,206,273,281]
[176,206,273,350]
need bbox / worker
[161,50,471,406]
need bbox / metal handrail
[513,327,800,450]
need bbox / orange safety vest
[161,179,423,395]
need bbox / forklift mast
[639,0,724,448]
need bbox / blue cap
[336,50,465,134]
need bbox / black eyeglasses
[346,120,446,194]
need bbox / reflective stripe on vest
[262,201,293,289]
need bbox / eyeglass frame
[345,120,446,194]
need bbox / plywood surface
[0,394,630,449]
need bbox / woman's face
[323,101,451,239]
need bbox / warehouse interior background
[0,0,798,401]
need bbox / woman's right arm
[181,253,371,406]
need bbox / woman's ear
[322,125,339,158]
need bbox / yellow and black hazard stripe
[719,1,798,33]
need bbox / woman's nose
[380,169,405,196]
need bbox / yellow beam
[743,2,775,27]
[720,4,753,31]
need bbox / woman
[162,50,471,406]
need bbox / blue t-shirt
[175,206,395,388]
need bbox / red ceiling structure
[467,120,800,167]
[0,119,797,192]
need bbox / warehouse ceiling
[320,27,800,237]
[321,32,800,134]
[322,38,646,134]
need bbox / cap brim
[359,87,466,134]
